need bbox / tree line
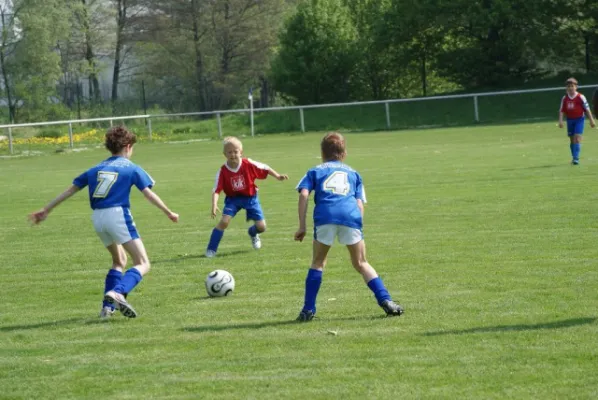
[0,0,597,123]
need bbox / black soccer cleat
[380,300,404,317]
[296,309,316,322]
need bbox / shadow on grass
[182,314,391,333]
[153,249,251,264]
[501,164,561,171]
[0,318,87,332]
[422,317,596,337]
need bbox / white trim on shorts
[315,224,363,246]
[92,207,139,246]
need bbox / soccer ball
[205,269,235,297]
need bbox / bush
[36,129,63,138]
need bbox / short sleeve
[133,166,155,191]
[247,159,269,180]
[296,171,314,192]
[213,170,223,194]
[73,170,89,189]
[580,94,590,110]
[354,173,367,203]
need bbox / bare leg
[122,239,150,275]
[346,240,378,282]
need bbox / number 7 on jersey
[93,171,118,198]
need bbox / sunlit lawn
[1,123,597,399]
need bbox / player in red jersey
[558,77,596,165]
[205,136,288,257]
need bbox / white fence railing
[2,84,596,154]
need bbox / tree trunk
[421,48,427,97]
[82,0,101,102]
[259,76,269,108]
[192,0,207,110]
[585,34,590,73]
[0,9,14,123]
[111,0,126,113]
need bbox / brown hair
[321,132,346,161]
[105,125,137,154]
[566,77,578,86]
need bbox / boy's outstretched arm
[211,192,220,219]
[294,189,310,242]
[29,185,81,224]
[268,168,289,181]
[142,187,179,222]
[585,109,596,128]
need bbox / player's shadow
[153,249,252,264]
[182,315,388,333]
[421,317,596,337]
[0,318,86,332]
[501,164,560,171]
[182,320,299,332]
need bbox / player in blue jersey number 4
[29,126,179,319]
[294,132,403,321]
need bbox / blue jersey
[73,156,155,210]
[296,161,366,229]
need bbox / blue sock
[570,143,574,158]
[103,269,123,309]
[113,268,142,294]
[207,228,224,252]
[573,143,581,160]
[303,269,323,313]
[367,277,392,305]
[248,225,258,237]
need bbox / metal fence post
[68,123,74,149]
[300,108,305,133]
[385,102,391,130]
[7,127,13,155]
[147,117,152,140]
[109,119,113,127]
[217,113,222,138]
[473,95,480,123]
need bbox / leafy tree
[0,0,71,122]
[435,0,555,88]
[270,0,358,104]
[344,0,398,100]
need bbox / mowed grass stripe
[1,123,597,398]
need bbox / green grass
[2,84,588,156]
[1,123,598,399]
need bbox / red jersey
[213,158,270,197]
[560,93,589,119]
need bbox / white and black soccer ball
[205,269,235,297]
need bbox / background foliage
[1,0,598,123]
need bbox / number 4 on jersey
[323,171,350,195]
[93,171,118,198]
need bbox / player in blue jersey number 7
[294,132,403,321]
[29,126,179,319]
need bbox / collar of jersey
[224,161,242,173]
[567,93,578,99]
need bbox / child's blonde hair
[223,136,243,150]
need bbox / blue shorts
[567,117,585,136]
[223,195,265,221]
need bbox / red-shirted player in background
[205,136,288,257]
[558,77,596,165]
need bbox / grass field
[1,123,598,399]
